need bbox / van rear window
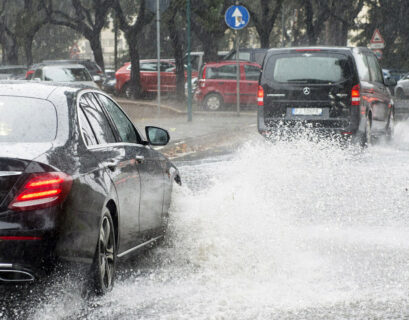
[265,53,352,84]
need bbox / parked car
[183,51,229,73]
[257,47,396,145]
[115,59,198,98]
[0,65,27,80]
[394,73,409,99]
[29,64,98,88]
[224,48,268,66]
[194,60,261,111]
[101,68,116,94]
[0,82,180,294]
[26,59,105,86]
[382,68,406,83]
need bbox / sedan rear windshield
[43,67,92,82]
[0,96,57,142]
[265,52,353,84]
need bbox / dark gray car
[258,47,396,144]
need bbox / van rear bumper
[258,108,360,136]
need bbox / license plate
[292,108,322,116]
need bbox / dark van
[257,47,396,144]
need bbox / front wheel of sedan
[203,93,223,111]
[92,210,116,295]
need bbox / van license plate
[292,108,322,116]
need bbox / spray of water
[23,130,409,319]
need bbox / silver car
[31,64,98,88]
[394,73,409,98]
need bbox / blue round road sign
[225,5,250,30]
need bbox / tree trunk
[125,31,142,99]
[89,34,105,71]
[24,36,33,67]
[203,36,219,63]
[168,13,185,103]
[259,31,270,48]
[5,34,19,65]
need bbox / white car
[31,64,98,88]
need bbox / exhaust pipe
[0,269,35,282]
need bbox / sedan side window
[96,94,140,144]
[78,106,98,146]
[79,93,116,145]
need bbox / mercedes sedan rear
[0,82,180,294]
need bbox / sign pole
[236,29,240,116]
[156,0,161,116]
[187,0,192,122]
[225,3,249,116]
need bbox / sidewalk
[117,98,257,159]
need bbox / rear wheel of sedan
[91,210,116,295]
[203,93,223,111]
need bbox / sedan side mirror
[145,126,170,146]
[384,77,397,87]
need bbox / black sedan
[0,82,180,294]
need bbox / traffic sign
[370,29,385,49]
[369,43,385,49]
[225,5,250,30]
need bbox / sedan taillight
[9,172,72,212]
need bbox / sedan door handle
[135,155,145,164]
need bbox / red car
[115,60,197,98]
[194,61,261,111]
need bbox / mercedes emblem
[303,87,311,95]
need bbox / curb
[115,98,257,117]
[157,123,257,159]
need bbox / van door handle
[135,155,145,164]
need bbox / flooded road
[3,122,409,319]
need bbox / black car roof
[0,81,86,99]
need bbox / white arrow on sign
[232,8,244,28]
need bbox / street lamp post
[187,0,192,122]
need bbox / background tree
[47,0,114,70]
[244,0,284,48]
[113,0,153,98]
[191,0,230,62]
[0,0,49,65]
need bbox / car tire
[362,114,373,147]
[396,88,405,100]
[386,109,395,141]
[203,93,223,111]
[122,83,132,99]
[91,209,116,295]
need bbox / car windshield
[43,67,92,81]
[0,96,57,142]
[267,53,353,84]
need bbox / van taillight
[257,86,264,106]
[351,84,360,106]
[9,172,73,212]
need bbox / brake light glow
[0,236,42,241]
[257,86,264,106]
[351,84,360,106]
[9,172,72,212]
